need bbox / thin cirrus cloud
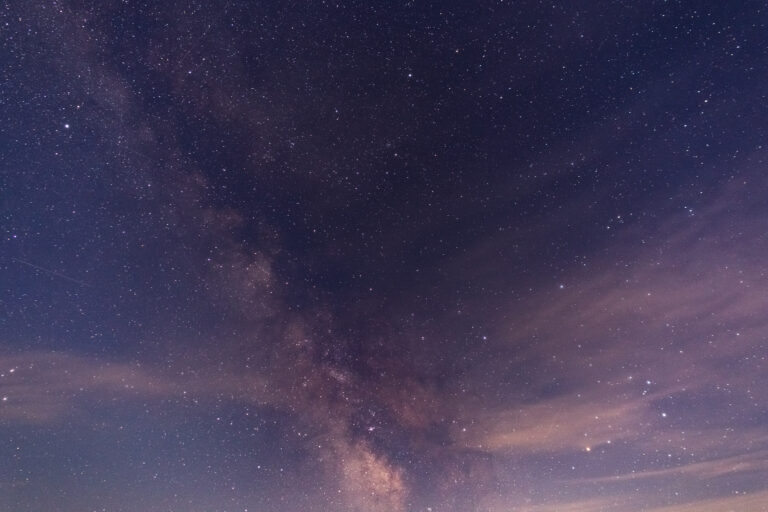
[485,490,768,512]
[455,394,648,453]
[439,164,768,509]
[582,449,768,483]
[642,490,768,512]
[0,352,176,423]
[0,351,275,425]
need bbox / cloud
[0,351,276,424]
[478,495,624,512]
[0,352,176,423]
[426,164,768,509]
[644,490,768,512]
[455,163,768,431]
[583,449,768,483]
[480,491,768,512]
[456,394,647,453]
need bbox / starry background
[2,1,768,511]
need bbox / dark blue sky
[2,1,768,511]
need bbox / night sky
[2,1,768,511]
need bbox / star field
[2,1,768,511]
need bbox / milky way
[2,2,768,511]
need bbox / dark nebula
[2,1,768,511]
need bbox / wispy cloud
[582,449,768,483]
[0,351,275,424]
[439,165,768,509]
[456,394,648,453]
[480,495,623,512]
[0,352,176,423]
[644,490,768,512]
